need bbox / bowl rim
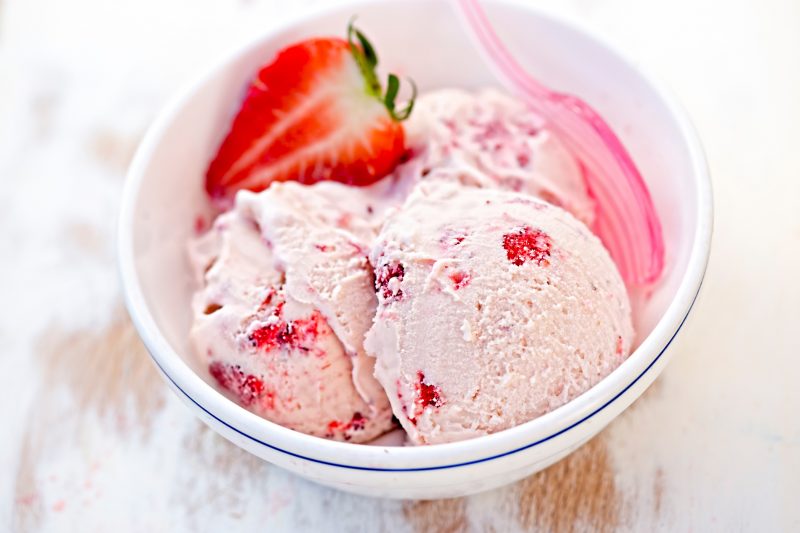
[118,0,713,471]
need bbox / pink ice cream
[395,89,595,226]
[190,88,633,444]
[189,182,394,442]
[364,179,633,444]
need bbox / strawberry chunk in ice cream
[189,183,394,442]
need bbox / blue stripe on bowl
[150,286,700,472]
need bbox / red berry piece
[325,412,367,439]
[439,229,466,249]
[502,226,552,266]
[249,302,322,353]
[449,270,471,290]
[259,287,277,309]
[209,361,267,407]
[375,261,405,301]
[410,371,443,423]
[205,22,416,204]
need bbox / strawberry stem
[387,76,416,121]
[385,74,400,111]
[347,18,416,122]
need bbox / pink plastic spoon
[453,0,665,285]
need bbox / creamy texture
[190,88,629,444]
[189,183,394,442]
[364,179,633,445]
[395,88,596,226]
[236,183,387,407]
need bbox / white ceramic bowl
[118,0,712,499]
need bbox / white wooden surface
[1,0,798,531]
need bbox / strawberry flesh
[206,36,408,204]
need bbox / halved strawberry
[206,22,415,204]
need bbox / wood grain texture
[13,427,45,532]
[87,128,140,173]
[35,308,164,429]
[176,422,272,528]
[515,436,620,533]
[13,310,163,530]
[404,498,468,533]
[402,434,622,533]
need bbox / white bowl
[118,0,712,499]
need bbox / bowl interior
[126,0,701,438]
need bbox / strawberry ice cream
[189,84,634,444]
[189,182,394,442]
[364,179,633,444]
[187,18,641,445]
[394,89,596,226]
[189,86,634,443]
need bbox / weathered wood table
[3,0,798,530]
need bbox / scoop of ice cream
[364,179,632,444]
[394,88,595,226]
[235,182,391,408]
[189,182,394,442]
